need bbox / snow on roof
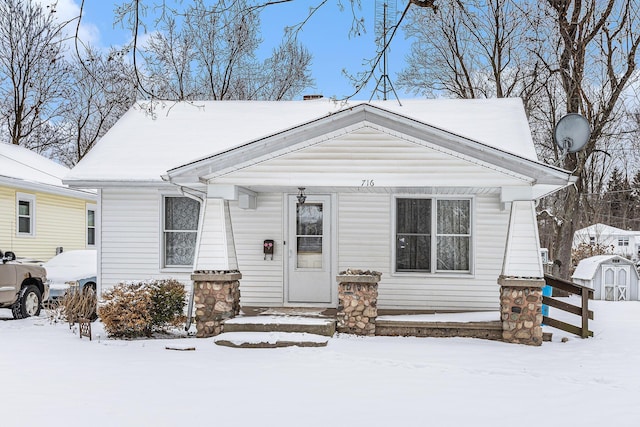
[0,142,70,187]
[575,223,637,236]
[572,255,637,280]
[65,98,539,184]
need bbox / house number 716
[361,180,375,187]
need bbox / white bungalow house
[573,223,640,261]
[572,255,640,301]
[64,98,574,313]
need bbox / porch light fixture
[297,187,307,204]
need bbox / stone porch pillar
[498,276,544,346]
[191,271,242,338]
[336,271,381,336]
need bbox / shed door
[602,265,629,301]
[286,195,332,304]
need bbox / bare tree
[535,0,640,278]
[135,0,313,101]
[143,14,197,100]
[0,0,71,150]
[398,0,543,109]
[399,0,640,278]
[54,46,136,166]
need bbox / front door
[287,194,332,304]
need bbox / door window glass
[296,203,323,268]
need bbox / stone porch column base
[498,275,544,346]
[337,271,381,336]
[191,271,242,338]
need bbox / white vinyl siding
[338,193,508,311]
[100,188,193,291]
[228,193,284,306]
[210,127,531,188]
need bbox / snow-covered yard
[1,300,639,427]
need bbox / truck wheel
[12,285,42,319]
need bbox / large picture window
[163,196,200,267]
[396,198,471,273]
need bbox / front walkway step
[214,332,329,348]
[223,315,336,337]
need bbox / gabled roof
[166,102,571,188]
[0,143,94,199]
[572,255,639,281]
[64,98,570,187]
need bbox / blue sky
[73,0,414,100]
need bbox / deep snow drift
[1,300,639,427]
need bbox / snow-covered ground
[1,300,639,427]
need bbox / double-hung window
[396,197,471,273]
[16,193,36,236]
[163,196,200,268]
[87,204,96,246]
[618,236,629,247]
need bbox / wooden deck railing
[543,274,594,338]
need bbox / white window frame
[86,204,97,247]
[161,195,200,270]
[618,236,629,247]
[392,195,473,275]
[16,192,36,237]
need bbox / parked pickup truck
[0,250,49,319]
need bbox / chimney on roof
[303,94,323,101]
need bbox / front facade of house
[65,99,574,313]
[0,143,96,261]
[573,223,640,261]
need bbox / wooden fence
[542,274,594,338]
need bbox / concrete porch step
[223,315,336,337]
[214,332,329,348]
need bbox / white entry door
[287,194,332,304]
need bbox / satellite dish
[554,113,590,154]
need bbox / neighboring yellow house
[0,143,96,262]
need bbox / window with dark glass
[17,194,35,235]
[163,197,200,267]
[87,208,96,246]
[396,198,471,273]
[396,198,431,272]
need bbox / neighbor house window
[16,193,36,236]
[396,198,471,273]
[163,196,200,267]
[589,236,596,245]
[618,236,629,247]
[87,204,96,246]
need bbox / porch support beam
[195,198,239,271]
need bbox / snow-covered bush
[99,280,186,338]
